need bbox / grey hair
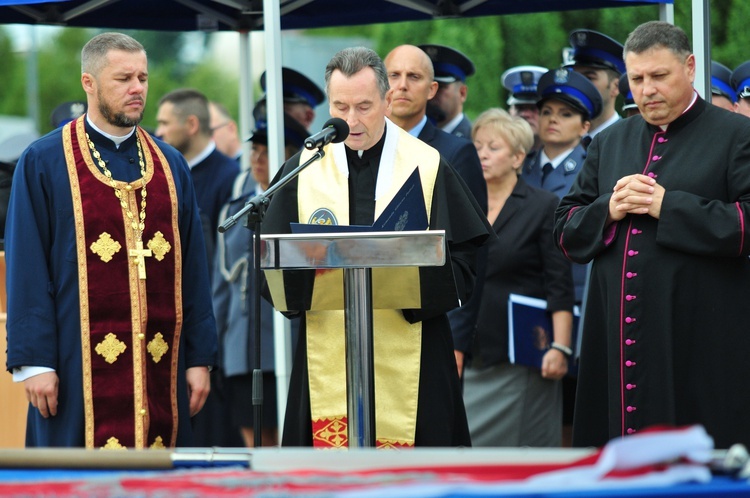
[624,21,692,61]
[158,88,212,135]
[324,47,390,99]
[81,32,145,76]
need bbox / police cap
[731,61,750,100]
[567,29,625,75]
[248,100,307,150]
[419,44,476,83]
[537,67,603,120]
[618,73,637,112]
[50,101,87,128]
[711,61,736,103]
[501,65,547,106]
[260,67,325,109]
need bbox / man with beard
[5,32,217,448]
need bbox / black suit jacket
[417,119,488,353]
[418,119,487,214]
[470,178,574,366]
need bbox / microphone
[303,118,349,150]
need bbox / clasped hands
[608,173,665,223]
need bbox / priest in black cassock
[261,46,491,448]
[554,21,750,449]
[5,33,217,449]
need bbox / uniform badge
[424,46,439,59]
[575,31,589,47]
[554,68,569,84]
[519,71,537,92]
[563,158,577,172]
[69,102,86,120]
[309,208,337,226]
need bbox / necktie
[581,135,592,151]
[542,162,553,183]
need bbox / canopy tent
[0,0,679,168]
[0,0,680,436]
[0,0,671,31]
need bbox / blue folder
[507,294,580,376]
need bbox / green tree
[6,28,238,134]
[37,28,93,132]
[6,2,750,135]
[0,27,25,116]
[711,0,750,70]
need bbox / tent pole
[262,0,293,446]
[692,0,710,101]
[238,30,253,172]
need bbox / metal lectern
[260,230,446,448]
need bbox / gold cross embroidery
[95,332,127,364]
[90,232,122,263]
[313,418,348,448]
[147,231,171,261]
[147,332,169,363]
[150,436,166,449]
[129,239,152,280]
[102,437,127,450]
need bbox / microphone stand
[218,148,325,448]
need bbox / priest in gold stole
[5,33,217,448]
[262,47,491,448]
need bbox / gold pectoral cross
[129,239,152,280]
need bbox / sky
[4,23,60,52]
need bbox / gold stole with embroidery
[294,120,439,448]
[63,117,182,449]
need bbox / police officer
[523,68,602,210]
[213,103,305,447]
[259,67,325,131]
[501,65,547,153]
[523,67,603,447]
[731,61,750,118]
[566,29,625,140]
[50,101,87,128]
[710,60,736,111]
[419,44,476,138]
[618,73,640,118]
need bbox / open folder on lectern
[264,167,460,315]
[290,166,428,234]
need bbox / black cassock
[555,97,750,449]
[261,134,491,447]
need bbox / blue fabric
[4,123,218,447]
[522,144,588,303]
[212,172,298,377]
[417,119,488,353]
[189,148,240,248]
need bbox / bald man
[385,44,487,376]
